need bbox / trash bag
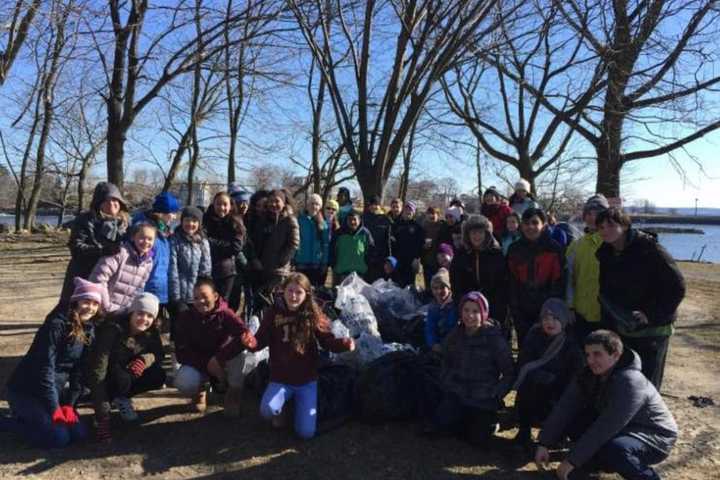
[331,319,351,339]
[317,364,359,432]
[244,358,270,397]
[337,289,381,338]
[335,273,378,309]
[353,350,424,423]
[333,332,386,368]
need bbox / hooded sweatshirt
[450,215,508,321]
[539,349,678,467]
[174,298,251,373]
[252,297,353,385]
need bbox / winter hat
[367,195,381,206]
[515,178,531,193]
[152,192,180,214]
[462,214,497,251]
[326,199,340,211]
[181,205,203,223]
[308,193,323,208]
[483,186,503,199]
[583,194,610,215]
[129,292,160,318]
[449,198,466,210]
[445,206,462,223]
[540,298,572,328]
[70,277,109,310]
[459,291,490,324]
[404,200,417,215]
[233,191,252,204]
[91,182,127,211]
[431,268,451,289]
[438,242,454,258]
[385,256,398,269]
[228,182,244,196]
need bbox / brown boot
[191,390,207,413]
[223,387,243,418]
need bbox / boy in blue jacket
[424,268,458,352]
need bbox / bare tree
[0,0,43,85]
[441,4,602,193]
[289,0,510,200]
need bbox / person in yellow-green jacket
[330,211,375,285]
[566,194,610,343]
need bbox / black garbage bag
[317,364,359,432]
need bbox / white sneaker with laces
[112,397,138,422]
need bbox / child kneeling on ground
[424,291,515,444]
[86,292,166,442]
[513,298,583,447]
[252,272,355,439]
[535,330,678,480]
[174,277,256,416]
[1,278,107,448]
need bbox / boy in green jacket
[330,211,374,285]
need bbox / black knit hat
[181,206,203,222]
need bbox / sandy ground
[0,233,718,479]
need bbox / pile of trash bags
[243,273,445,430]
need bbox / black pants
[363,262,385,284]
[428,391,498,445]
[621,335,670,391]
[214,275,236,308]
[513,311,537,350]
[107,363,167,400]
[516,379,560,429]
[228,276,246,313]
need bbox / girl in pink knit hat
[2,278,107,448]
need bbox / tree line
[1,0,719,230]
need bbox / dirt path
[0,234,718,479]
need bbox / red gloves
[96,415,112,443]
[52,405,80,425]
[61,406,79,425]
[127,357,146,378]
[51,406,66,425]
[240,330,257,350]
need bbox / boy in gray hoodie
[535,330,677,480]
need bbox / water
[641,223,720,263]
[1,213,717,263]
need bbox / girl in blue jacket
[1,278,107,448]
[294,194,329,287]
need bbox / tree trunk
[227,128,237,184]
[517,156,536,195]
[595,140,623,198]
[356,166,384,201]
[106,124,125,189]
[475,143,482,196]
[77,162,88,214]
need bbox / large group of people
[0,177,688,479]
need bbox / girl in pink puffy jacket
[90,223,157,312]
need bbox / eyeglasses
[326,208,336,212]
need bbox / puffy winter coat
[596,228,685,337]
[294,212,329,268]
[6,311,95,413]
[539,349,678,468]
[441,320,514,410]
[85,313,164,415]
[362,211,393,263]
[58,183,128,306]
[425,299,458,348]
[391,218,425,266]
[89,243,154,312]
[132,211,172,303]
[507,229,566,322]
[331,224,374,275]
[169,228,212,304]
[203,207,244,279]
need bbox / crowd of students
[0,178,687,480]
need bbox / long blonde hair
[67,302,103,345]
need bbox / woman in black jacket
[595,208,685,389]
[57,182,129,309]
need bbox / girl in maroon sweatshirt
[253,272,354,439]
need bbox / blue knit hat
[152,192,180,214]
[385,256,398,269]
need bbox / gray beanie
[181,205,204,223]
[540,298,571,328]
[583,194,610,215]
[129,292,160,318]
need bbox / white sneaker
[112,397,138,422]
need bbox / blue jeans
[260,381,317,439]
[4,389,87,448]
[570,435,668,480]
